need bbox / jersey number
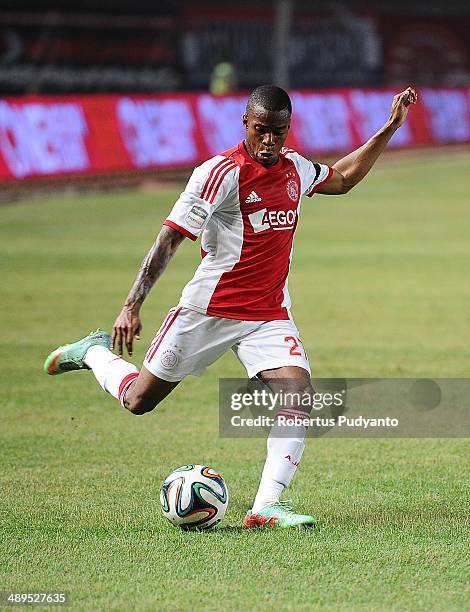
[284,336,302,356]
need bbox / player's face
[243,107,290,166]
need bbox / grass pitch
[1,151,470,610]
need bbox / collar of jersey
[239,141,284,171]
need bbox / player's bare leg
[119,366,179,415]
[245,365,316,528]
[83,341,180,414]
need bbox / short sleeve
[283,149,333,197]
[164,155,238,241]
[305,162,334,197]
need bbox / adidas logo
[245,191,262,204]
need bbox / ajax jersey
[164,141,332,321]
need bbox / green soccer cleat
[244,500,316,529]
[43,330,111,376]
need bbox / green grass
[1,151,470,611]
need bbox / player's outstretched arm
[112,226,185,356]
[317,87,418,195]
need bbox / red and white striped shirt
[164,141,332,321]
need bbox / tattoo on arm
[124,226,185,310]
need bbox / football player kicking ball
[44,85,417,528]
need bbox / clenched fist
[389,86,418,129]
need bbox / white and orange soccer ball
[160,464,229,530]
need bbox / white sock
[84,345,139,407]
[251,411,308,513]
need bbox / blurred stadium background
[0,0,469,200]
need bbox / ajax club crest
[286,179,299,202]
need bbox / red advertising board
[0,87,469,182]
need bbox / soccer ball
[160,464,229,530]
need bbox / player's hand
[111,306,142,356]
[389,86,418,129]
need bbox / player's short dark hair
[246,85,292,118]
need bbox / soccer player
[44,84,417,528]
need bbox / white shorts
[143,306,310,382]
